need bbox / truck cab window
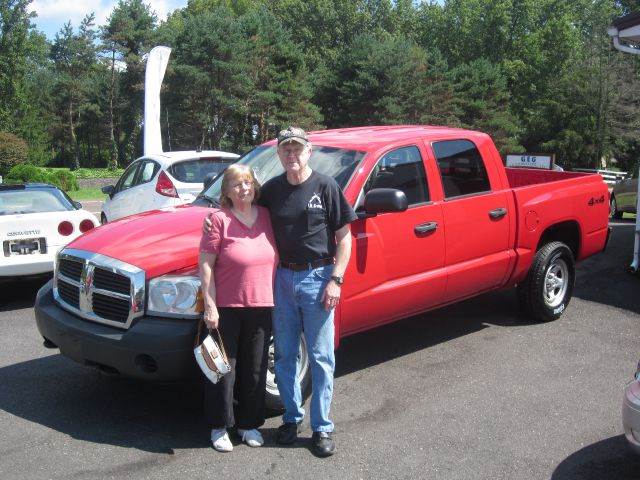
[433,140,490,198]
[362,146,429,206]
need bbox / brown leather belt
[279,258,334,271]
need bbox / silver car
[610,167,638,218]
[623,360,640,454]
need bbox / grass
[45,167,124,179]
[67,188,107,201]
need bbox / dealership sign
[505,153,555,170]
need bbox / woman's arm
[199,251,219,329]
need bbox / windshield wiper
[196,193,219,207]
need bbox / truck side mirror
[360,188,408,218]
[101,185,115,198]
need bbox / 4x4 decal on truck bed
[588,195,606,206]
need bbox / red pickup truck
[34,126,610,410]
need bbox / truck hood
[67,205,211,279]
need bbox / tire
[100,213,108,224]
[517,241,575,322]
[610,196,623,219]
[265,334,312,414]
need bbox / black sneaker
[276,422,300,445]
[311,431,335,457]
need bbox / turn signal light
[58,221,74,236]
[155,170,178,198]
[79,219,95,233]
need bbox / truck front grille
[58,258,83,281]
[53,249,145,329]
[57,280,80,308]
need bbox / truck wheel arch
[536,221,580,259]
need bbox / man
[206,126,355,456]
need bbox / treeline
[1,0,640,172]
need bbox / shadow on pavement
[0,275,50,312]
[573,221,640,315]
[336,286,528,378]
[0,354,207,454]
[552,435,640,480]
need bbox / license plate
[3,237,47,256]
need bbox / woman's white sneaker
[238,428,264,447]
[211,429,233,452]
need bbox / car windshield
[0,188,75,215]
[200,145,365,205]
[168,158,235,183]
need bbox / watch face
[331,276,344,285]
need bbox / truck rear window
[433,140,491,198]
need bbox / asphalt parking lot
[1,220,640,480]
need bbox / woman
[199,164,278,452]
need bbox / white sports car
[0,183,97,277]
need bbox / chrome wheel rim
[265,335,309,397]
[610,198,617,217]
[544,257,569,308]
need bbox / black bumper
[34,280,199,381]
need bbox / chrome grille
[93,268,130,295]
[93,293,130,323]
[53,248,145,329]
[57,281,79,308]
[59,258,83,281]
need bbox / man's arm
[322,223,352,311]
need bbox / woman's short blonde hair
[219,164,261,208]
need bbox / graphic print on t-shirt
[308,193,323,210]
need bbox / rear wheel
[610,196,623,219]
[265,334,312,413]
[517,241,575,322]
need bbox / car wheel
[517,241,575,322]
[610,196,623,219]
[265,334,312,414]
[100,213,107,224]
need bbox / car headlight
[147,275,203,318]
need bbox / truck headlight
[147,275,203,318]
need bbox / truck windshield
[200,145,365,206]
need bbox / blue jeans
[273,264,335,433]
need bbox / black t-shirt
[258,171,357,263]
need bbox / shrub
[51,169,79,191]
[0,132,28,177]
[6,165,79,191]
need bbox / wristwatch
[330,275,344,285]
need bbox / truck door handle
[415,222,438,234]
[489,208,507,219]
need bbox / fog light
[135,354,158,374]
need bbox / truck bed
[505,167,592,188]
[504,167,610,284]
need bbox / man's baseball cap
[277,126,309,146]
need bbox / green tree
[448,59,522,153]
[50,15,98,169]
[0,0,35,130]
[101,0,157,166]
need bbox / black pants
[204,306,272,429]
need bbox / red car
[34,126,610,410]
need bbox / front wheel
[517,241,575,322]
[265,334,312,413]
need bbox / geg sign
[505,153,555,170]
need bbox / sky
[29,0,188,39]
